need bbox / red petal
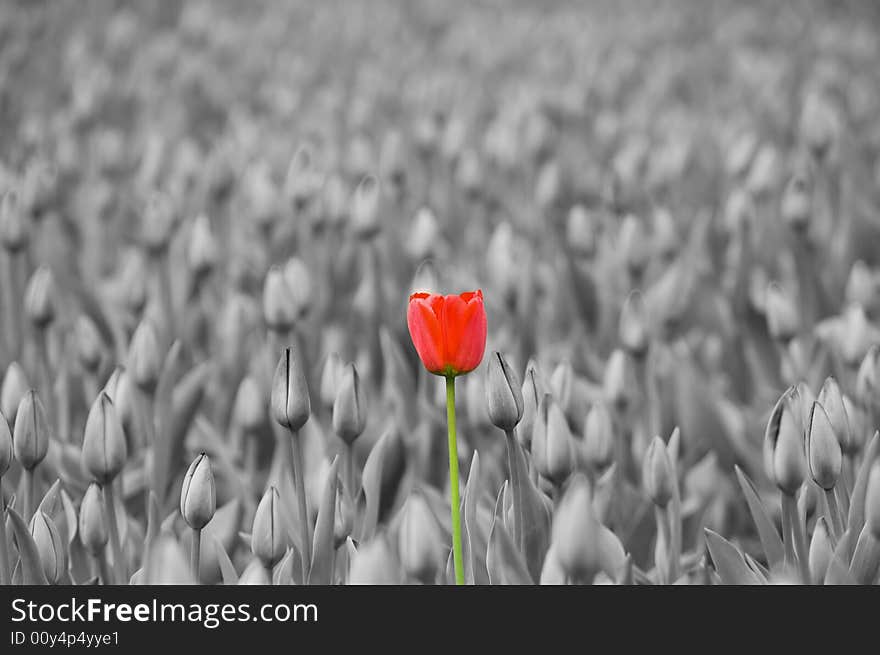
[407,296,445,374]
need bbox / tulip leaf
[213,535,238,585]
[152,340,183,507]
[309,456,340,585]
[734,466,784,568]
[845,431,879,553]
[461,450,490,584]
[360,428,392,541]
[200,499,242,584]
[598,525,628,580]
[486,482,533,585]
[8,507,48,585]
[704,529,762,585]
[273,548,296,585]
[507,432,551,580]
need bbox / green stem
[290,430,312,583]
[446,376,464,585]
[191,528,201,584]
[103,482,125,584]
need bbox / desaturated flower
[180,452,216,530]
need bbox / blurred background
[2,0,880,584]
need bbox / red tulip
[407,290,487,377]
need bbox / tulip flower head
[180,452,216,530]
[407,289,487,377]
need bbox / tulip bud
[82,392,127,484]
[262,266,295,331]
[180,452,216,530]
[332,363,367,444]
[618,214,650,276]
[75,315,104,373]
[407,207,441,261]
[532,394,572,485]
[231,376,264,433]
[603,349,635,410]
[764,282,799,341]
[552,473,601,583]
[1,362,29,425]
[643,436,674,507]
[0,410,12,476]
[855,346,880,412]
[140,192,177,255]
[398,492,445,583]
[30,511,66,584]
[809,517,833,584]
[845,261,876,309]
[781,171,813,232]
[283,256,313,319]
[349,535,402,584]
[0,189,28,253]
[186,213,218,277]
[319,352,342,410]
[128,320,161,392]
[271,347,311,432]
[866,460,880,540]
[78,482,108,556]
[485,352,524,432]
[745,143,779,198]
[765,390,806,495]
[566,205,596,258]
[24,266,56,329]
[805,401,842,490]
[519,361,544,450]
[350,175,381,239]
[619,290,649,357]
[582,403,614,470]
[251,486,287,567]
[13,390,49,470]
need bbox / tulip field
[2,0,880,587]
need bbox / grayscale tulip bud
[349,536,402,584]
[566,205,596,258]
[82,392,127,484]
[805,401,841,490]
[140,192,177,255]
[0,189,28,253]
[79,482,108,556]
[603,349,635,410]
[552,473,601,583]
[13,389,49,470]
[24,266,56,329]
[128,320,161,392]
[262,266,295,331]
[271,347,311,432]
[532,394,572,485]
[332,363,367,444]
[781,171,812,232]
[485,352,523,432]
[643,436,674,507]
[252,486,287,567]
[765,390,806,496]
[232,376,264,433]
[1,362,29,425]
[180,452,216,530]
[582,403,614,470]
[31,511,66,584]
[407,207,441,261]
[320,352,342,410]
[809,518,833,584]
[350,175,381,239]
[817,377,853,455]
[764,283,799,341]
[186,213,218,277]
[75,315,104,373]
[519,361,544,450]
[619,290,649,357]
[398,492,445,583]
[283,256,313,320]
[0,410,11,476]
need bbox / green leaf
[704,529,761,585]
[309,456,340,584]
[735,466,784,568]
[7,507,48,585]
